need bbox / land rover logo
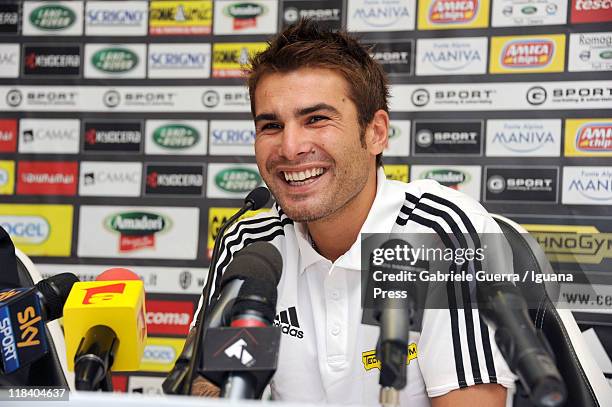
[92,48,139,73]
[105,212,169,236]
[416,130,433,148]
[521,6,537,14]
[224,3,265,19]
[600,50,612,60]
[422,169,468,187]
[487,176,506,193]
[153,125,199,149]
[215,168,261,192]
[30,5,76,30]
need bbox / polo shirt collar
[293,167,401,273]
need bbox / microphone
[478,282,566,407]
[0,273,79,375]
[165,187,271,395]
[368,239,421,407]
[63,268,147,391]
[199,242,282,399]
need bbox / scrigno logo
[0,215,50,245]
[209,120,256,156]
[148,43,211,79]
[85,1,148,36]
[105,211,171,252]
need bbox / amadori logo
[576,122,612,152]
[420,168,469,189]
[105,211,171,252]
[91,47,138,73]
[17,161,78,196]
[429,0,478,23]
[501,39,554,68]
[29,4,76,31]
[216,167,261,193]
[153,124,200,149]
[0,215,49,245]
[224,2,267,30]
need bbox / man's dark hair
[247,19,389,167]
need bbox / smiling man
[189,19,516,405]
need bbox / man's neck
[306,169,378,262]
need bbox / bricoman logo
[105,212,171,252]
[429,0,478,23]
[420,169,470,189]
[84,121,142,152]
[148,44,210,79]
[0,215,49,245]
[23,45,81,76]
[501,39,554,68]
[274,307,304,339]
[29,4,76,31]
[209,121,255,155]
[215,167,261,193]
[91,47,138,73]
[224,3,267,30]
[153,124,200,150]
[146,165,204,196]
[575,122,612,153]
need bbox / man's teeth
[283,168,324,182]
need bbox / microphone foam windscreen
[245,186,271,210]
[222,241,283,287]
[232,278,278,323]
[36,273,80,321]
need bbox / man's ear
[366,109,390,156]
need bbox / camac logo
[565,119,612,157]
[224,3,266,30]
[429,0,478,23]
[215,168,261,193]
[29,4,76,30]
[92,48,138,73]
[153,124,200,149]
[501,39,554,68]
[82,283,126,305]
[105,212,170,252]
[0,215,49,245]
[420,169,468,188]
[490,34,565,73]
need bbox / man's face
[253,67,376,222]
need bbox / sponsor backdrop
[0,0,611,390]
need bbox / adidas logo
[274,306,304,339]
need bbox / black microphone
[478,282,566,407]
[0,273,79,375]
[369,239,421,406]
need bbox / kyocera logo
[29,5,76,30]
[215,168,262,193]
[421,169,469,189]
[153,125,200,149]
[143,345,175,364]
[92,48,139,73]
[0,216,50,244]
[429,0,478,23]
[501,39,554,68]
[576,123,612,152]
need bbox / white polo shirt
[199,168,516,405]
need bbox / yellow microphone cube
[63,280,147,371]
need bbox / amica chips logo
[105,212,171,252]
[565,119,612,156]
[215,167,261,193]
[501,39,554,68]
[429,0,478,23]
[29,4,76,31]
[92,48,139,73]
[153,124,200,149]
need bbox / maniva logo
[576,123,612,152]
[153,124,200,149]
[224,3,266,30]
[29,5,76,30]
[501,39,554,68]
[421,169,469,189]
[105,212,170,252]
[215,168,261,193]
[92,48,139,73]
[429,0,478,23]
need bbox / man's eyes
[260,122,282,131]
[307,115,328,124]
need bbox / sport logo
[501,39,554,68]
[29,4,76,31]
[91,48,138,73]
[274,307,304,339]
[576,122,612,152]
[420,169,469,189]
[224,2,266,30]
[153,124,200,149]
[215,167,261,193]
[429,0,478,23]
[105,212,170,252]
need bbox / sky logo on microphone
[274,306,304,339]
